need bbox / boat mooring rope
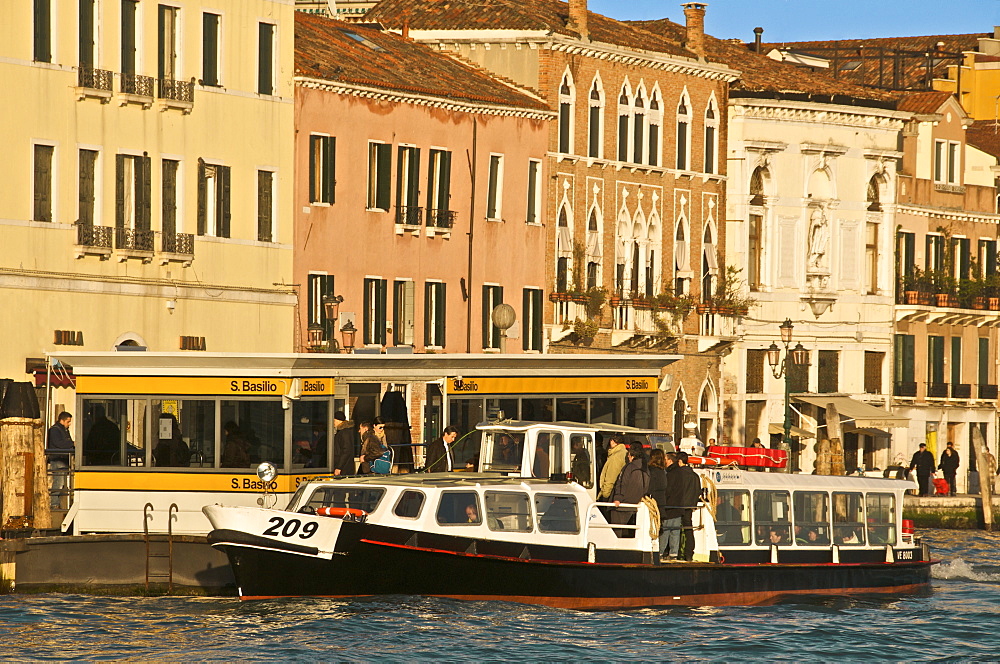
[701,473,718,520]
[641,496,660,539]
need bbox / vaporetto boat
[203,421,933,609]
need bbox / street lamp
[766,318,811,472]
[340,319,357,353]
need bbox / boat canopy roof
[300,472,592,492]
[707,468,912,492]
[476,420,670,436]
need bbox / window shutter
[494,287,504,348]
[324,137,336,204]
[377,144,391,210]
[309,136,318,203]
[219,165,231,238]
[617,115,628,161]
[257,170,272,242]
[376,279,387,345]
[440,151,451,211]
[951,336,962,385]
[839,221,859,289]
[79,0,94,67]
[34,0,51,62]
[408,149,421,208]
[424,282,433,347]
[648,123,659,167]
[139,155,152,231]
[197,158,206,235]
[34,145,53,223]
[404,280,415,344]
[979,337,989,385]
[202,13,219,86]
[162,159,177,236]
[532,290,542,350]
[903,335,915,383]
[363,279,373,344]
[482,285,490,349]
[395,146,404,209]
[257,23,273,95]
[522,289,530,351]
[308,274,318,326]
[589,106,600,158]
[437,284,446,347]
[79,150,96,226]
[115,154,126,229]
[122,1,136,73]
[322,275,334,339]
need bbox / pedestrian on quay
[358,419,385,474]
[909,443,936,497]
[46,411,74,508]
[939,441,960,497]
[424,426,458,472]
[609,442,649,538]
[332,411,357,476]
[598,433,627,502]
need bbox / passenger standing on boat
[909,443,936,496]
[221,421,251,468]
[424,426,458,472]
[46,411,73,508]
[662,452,701,561]
[332,411,357,476]
[939,441,960,497]
[647,449,672,556]
[359,420,385,474]
[610,442,649,537]
[598,433,627,502]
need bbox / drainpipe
[466,119,478,353]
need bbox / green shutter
[979,337,990,386]
[115,154,126,229]
[424,282,432,347]
[196,159,206,235]
[219,165,231,238]
[952,337,962,386]
[257,170,272,242]
[121,1,136,74]
[34,145,53,223]
[309,136,318,203]
[202,13,219,86]
[79,150,96,226]
[138,155,151,231]
[377,279,387,345]
[437,284,446,347]
[522,289,530,351]
[325,137,336,204]
[395,146,404,211]
[377,144,391,211]
[532,290,542,350]
[34,0,51,63]
[162,159,177,236]
[258,23,273,95]
[79,0,94,67]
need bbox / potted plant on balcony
[900,267,923,305]
[985,273,1000,310]
[584,287,608,319]
[572,317,598,344]
[654,291,698,321]
[930,270,957,307]
[708,265,757,317]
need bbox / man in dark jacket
[424,426,458,472]
[46,411,74,508]
[662,451,701,561]
[609,442,649,537]
[909,443,936,496]
[332,411,357,476]
[939,441,960,497]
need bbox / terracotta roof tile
[967,120,1000,159]
[895,90,955,114]
[365,0,694,59]
[294,12,549,111]
[758,33,987,91]
[631,19,898,104]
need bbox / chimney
[402,19,410,40]
[568,0,588,41]
[753,27,763,53]
[682,2,707,59]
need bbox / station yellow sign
[446,376,657,395]
[76,376,334,396]
[74,470,328,493]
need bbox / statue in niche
[807,207,829,272]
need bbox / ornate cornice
[547,36,739,82]
[732,99,907,131]
[896,204,1000,225]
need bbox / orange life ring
[686,455,721,466]
[316,507,368,519]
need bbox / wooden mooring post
[970,426,995,531]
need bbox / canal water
[2,529,998,661]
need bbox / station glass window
[151,399,215,468]
[753,490,791,545]
[485,491,533,532]
[304,487,385,513]
[393,490,425,519]
[570,434,594,488]
[532,431,564,478]
[832,491,866,546]
[556,397,587,422]
[437,491,481,525]
[535,494,579,533]
[624,396,654,428]
[521,398,553,422]
[866,492,896,545]
[589,398,619,424]
[81,398,144,467]
[221,400,284,467]
[715,489,751,545]
[481,431,524,473]
[792,491,830,545]
[292,400,330,469]
[486,398,518,421]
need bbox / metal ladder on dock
[143,503,178,593]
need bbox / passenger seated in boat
[836,527,862,545]
[493,434,521,468]
[768,528,789,545]
[465,504,480,524]
[796,528,827,545]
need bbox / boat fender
[316,506,368,522]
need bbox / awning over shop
[767,423,815,439]
[792,394,908,430]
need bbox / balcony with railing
[926,382,949,398]
[979,384,999,400]
[160,232,195,266]
[157,77,195,113]
[120,73,154,107]
[76,67,114,102]
[74,223,113,259]
[395,206,423,233]
[951,383,972,399]
[426,208,455,236]
[115,227,155,262]
[893,381,917,397]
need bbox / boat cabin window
[570,435,594,488]
[648,434,675,453]
[533,431,564,478]
[482,432,524,473]
[303,487,385,513]
[437,491,482,525]
[866,492,896,545]
[753,490,791,546]
[715,489,750,545]
[833,491,866,546]
[793,491,831,545]
[393,490,426,519]
[535,494,579,533]
[484,491,533,532]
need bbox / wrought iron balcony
[426,208,456,229]
[158,77,194,102]
[121,72,154,97]
[926,382,949,398]
[893,381,917,397]
[115,227,154,252]
[395,206,423,226]
[161,232,194,255]
[979,384,998,400]
[78,67,113,91]
[76,223,113,248]
[951,383,972,399]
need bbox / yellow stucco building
[0,0,296,397]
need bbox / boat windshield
[481,431,525,473]
[297,486,386,514]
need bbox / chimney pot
[754,26,763,53]
[682,3,708,59]
[569,0,588,40]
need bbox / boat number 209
[263,517,318,539]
